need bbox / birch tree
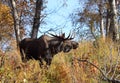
[10,0,21,47]
[108,0,119,41]
[73,0,119,41]
[99,0,105,40]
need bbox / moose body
[19,33,78,66]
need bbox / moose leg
[39,59,44,68]
[44,49,52,65]
[20,48,26,62]
[44,58,52,65]
[43,41,52,66]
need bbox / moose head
[19,33,79,66]
[49,33,78,53]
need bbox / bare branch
[106,45,113,76]
[111,46,120,79]
[72,57,120,83]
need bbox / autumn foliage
[0,2,13,40]
[0,38,120,83]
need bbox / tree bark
[31,0,43,39]
[99,1,105,41]
[108,0,119,41]
[10,0,21,47]
[106,9,111,37]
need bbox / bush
[0,39,119,83]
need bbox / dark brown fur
[19,34,78,66]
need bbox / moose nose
[72,42,79,49]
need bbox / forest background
[0,0,120,83]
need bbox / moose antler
[65,31,75,40]
[48,33,65,39]
[48,32,74,40]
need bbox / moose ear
[72,41,79,49]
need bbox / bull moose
[19,33,78,66]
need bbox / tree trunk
[31,0,43,39]
[108,0,119,41]
[89,20,97,40]
[10,0,21,47]
[99,2,105,41]
[106,9,111,37]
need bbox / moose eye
[63,45,72,52]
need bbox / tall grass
[0,39,119,83]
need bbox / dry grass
[0,39,120,83]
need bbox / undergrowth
[0,39,120,83]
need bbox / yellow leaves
[1,39,120,83]
[0,3,13,39]
[0,3,13,26]
[48,55,72,83]
[55,63,70,81]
